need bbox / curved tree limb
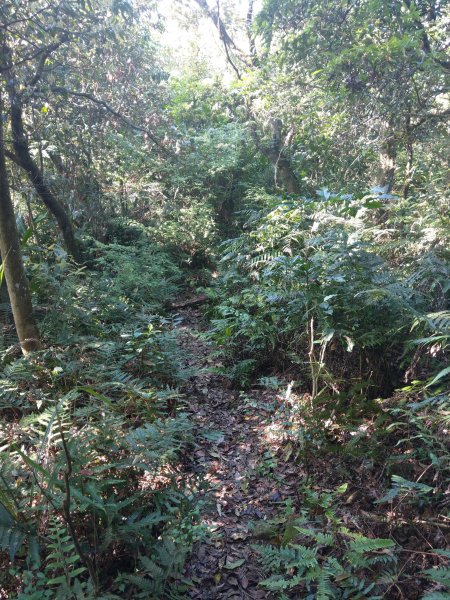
[50,86,174,156]
[26,32,69,87]
[9,92,83,262]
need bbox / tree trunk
[250,119,301,195]
[375,123,397,192]
[0,93,40,354]
[273,156,301,195]
[403,117,414,199]
[9,94,82,262]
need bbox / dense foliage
[0,0,448,598]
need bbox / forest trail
[175,305,298,600]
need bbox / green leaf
[70,566,87,578]
[425,366,450,388]
[0,503,14,529]
[47,575,69,586]
[224,558,245,570]
[336,483,348,494]
[9,530,25,561]
[28,536,41,569]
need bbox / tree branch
[411,108,450,131]
[26,33,70,87]
[50,87,173,156]
[246,0,258,66]
[403,0,450,72]
[4,148,21,167]
[192,0,252,73]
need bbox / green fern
[253,486,397,598]
[316,562,335,600]
[421,555,450,599]
[421,567,450,588]
[120,538,190,599]
[44,521,86,588]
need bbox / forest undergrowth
[0,209,448,599]
[0,0,449,598]
[181,305,449,600]
[0,184,448,600]
[0,226,205,599]
[195,188,449,599]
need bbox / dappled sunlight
[0,0,448,597]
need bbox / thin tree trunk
[9,94,82,262]
[375,123,397,192]
[25,192,41,245]
[403,117,414,199]
[246,0,258,65]
[250,119,301,194]
[0,93,40,354]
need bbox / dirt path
[175,307,299,600]
[171,306,449,600]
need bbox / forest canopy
[0,1,449,598]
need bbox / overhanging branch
[192,0,253,75]
[50,87,173,156]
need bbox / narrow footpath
[174,306,300,600]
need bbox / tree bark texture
[0,93,40,354]
[375,123,397,192]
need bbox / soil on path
[173,305,449,600]
[175,307,299,600]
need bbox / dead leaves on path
[174,306,448,600]
[175,308,303,599]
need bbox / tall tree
[8,90,83,262]
[1,0,168,254]
[0,91,40,354]
[0,2,86,260]
[190,0,302,194]
[255,0,450,193]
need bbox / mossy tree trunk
[375,122,397,192]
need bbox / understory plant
[252,485,398,599]
[0,241,201,599]
[209,187,448,398]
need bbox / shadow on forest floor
[175,306,448,600]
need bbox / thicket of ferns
[0,0,448,598]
